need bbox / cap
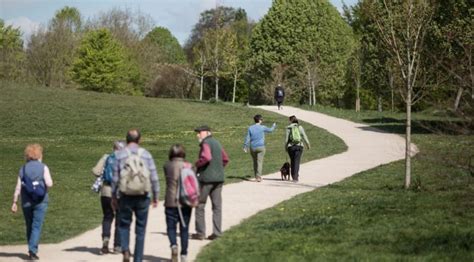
[194,125,211,132]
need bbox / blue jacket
[243,123,276,149]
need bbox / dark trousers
[165,206,192,255]
[101,196,120,247]
[119,195,150,262]
[288,145,304,181]
[195,182,223,236]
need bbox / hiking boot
[28,251,39,260]
[207,234,220,240]
[171,245,178,262]
[180,255,187,262]
[100,238,109,254]
[122,250,131,262]
[190,233,205,240]
[113,246,122,254]
[100,246,109,254]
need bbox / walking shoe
[190,233,205,240]
[180,255,187,262]
[113,246,122,254]
[100,238,110,254]
[207,234,220,240]
[100,246,109,254]
[122,250,131,262]
[28,251,39,260]
[256,176,262,182]
[171,245,178,262]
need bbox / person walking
[274,84,285,110]
[243,114,276,182]
[11,144,53,260]
[285,115,311,182]
[112,129,159,262]
[91,141,125,254]
[163,144,193,262]
[191,125,229,241]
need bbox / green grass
[0,82,346,245]
[197,106,474,261]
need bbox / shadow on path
[63,246,101,255]
[0,252,29,260]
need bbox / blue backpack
[21,166,46,202]
[103,153,116,184]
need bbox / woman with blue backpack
[11,144,53,260]
[91,140,125,254]
[285,115,311,182]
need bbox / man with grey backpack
[112,129,159,262]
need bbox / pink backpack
[177,162,200,227]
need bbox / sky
[0,0,358,46]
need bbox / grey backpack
[119,148,151,195]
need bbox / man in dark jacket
[274,84,285,110]
[191,125,229,240]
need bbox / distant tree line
[0,0,472,116]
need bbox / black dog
[280,162,290,181]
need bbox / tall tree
[71,29,136,94]
[250,0,354,104]
[366,0,433,188]
[144,26,186,64]
[0,19,25,81]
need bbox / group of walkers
[10,92,311,262]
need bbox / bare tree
[367,0,433,188]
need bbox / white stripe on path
[0,106,416,261]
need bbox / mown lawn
[0,83,346,245]
[197,106,474,261]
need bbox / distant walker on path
[274,84,285,110]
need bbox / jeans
[119,195,150,262]
[22,200,48,254]
[165,207,192,255]
[288,145,304,181]
[195,182,223,236]
[101,196,120,247]
[250,147,266,178]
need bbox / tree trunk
[215,74,219,101]
[200,75,204,101]
[312,85,316,106]
[389,70,394,112]
[454,87,464,111]
[377,96,383,112]
[232,73,237,103]
[405,90,412,189]
[356,81,361,112]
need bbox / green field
[0,82,346,245]
[197,106,474,261]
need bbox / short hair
[126,129,141,144]
[168,144,186,160]
[289,115,299,124]
[254,114,263,123]
[24,144,43,161]
[114,140,125,150]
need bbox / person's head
[194,125,211,142]
[254,114,263,123]
[114,140,125,151]
[24,144,43,161]
[289,115,299,124]
[126,129,141,144]
[168,144,186,160]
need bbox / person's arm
[146,153,160,208]
[300,126,311,149]
[43,165,53,188]
[195,143,212,168]
[11,175,21,213]
[222,147,229,167]
[284,127,290,151]
[264,123,276,133]
[243,128,251,151]
[92,154,108,177]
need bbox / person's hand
[111,197,118,211]
[272,122,276,127]
[306,145,311,150]
[11,202,18,213]
[243,147,248,153]
[152,199,158,208]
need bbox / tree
[366,0,433,188]
[144,26,186,64]
[71,29,136,94]
[0,19,25,81]
[250,0,354,105]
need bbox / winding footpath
[0,106,416,261]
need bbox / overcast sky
[1,0,358,46]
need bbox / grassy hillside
[0,82,346,245]
[197,106,474,261]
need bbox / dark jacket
[195,136,229,183]
[274,86,285,101]
[163,157,189,207]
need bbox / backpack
[177,163,200,207]
[289,124,302,144]
[102,153,116,184]
[119,148,151,196]
[21,166,46,202]
[277,89,284,97]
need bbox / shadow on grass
[0,252,29,260]
[361,118,473,135]
[227,175,252,181]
